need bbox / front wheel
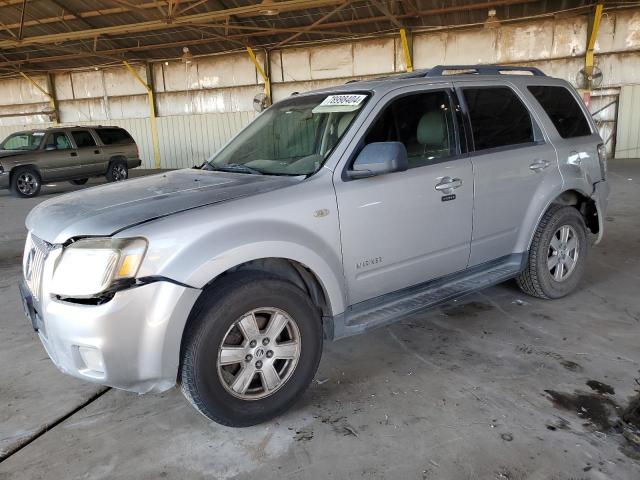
[517,205,588,299]
[179,272,323,427]
[10,167,41,198]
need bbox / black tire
[10,166,41,198]
[179,271,323,427]
[105,159,128,182]
[69,178,89,185]
[517,205,588,299]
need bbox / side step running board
[330,254,525,339]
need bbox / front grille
[24,233,51,302]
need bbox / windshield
[207,92,369,176]
[1,132,45,151]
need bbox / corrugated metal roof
[0,0,598,72]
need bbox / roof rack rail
[425,64,546,77]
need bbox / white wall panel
[353,38,395,76]
[616,84,640,158]
[310,43,353,79]
[103,66,147,96]
[69,71,104,99]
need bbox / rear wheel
[179,272,323,427]
[10,167,41,198]
[106,160,128,182]
[517,205,588,299]
[69,178,88,185]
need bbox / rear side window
[71,130,96,147]
[462,87,534,151]
[95,128,133,145]
[528,85,591,138]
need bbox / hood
[26,169,299,244]
[0,150,30,159]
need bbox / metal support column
[247,46,271,106]
[585,2,604,79]
[400,28,413,73]
[123,61,161,169]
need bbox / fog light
[77,346,105,374]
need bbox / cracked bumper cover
[33,279,201,394]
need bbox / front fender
[124,202,347,316]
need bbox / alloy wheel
[112,164,127,181]
[17,172,39,196]
[217,307,301,400]
[547,225,579,282]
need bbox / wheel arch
[9,163,41,183]
[523,188,598,252]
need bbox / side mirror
[348,142,408,179]
[45,144,57,151]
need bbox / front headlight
[51,237,147,298]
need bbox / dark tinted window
[71,130,96,147]
[463,87,534,151]
[528,85,591,138]
[365,90,457,168]
[95,128,134,145]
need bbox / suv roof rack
[425,64,546,77]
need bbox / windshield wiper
[208,163,264,175]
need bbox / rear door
[40,131,79,180]
[334,85,474,305]
[455,81,561,266]
[70,129,105,176]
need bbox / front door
[40,132,79,180]
[334,87,474,306]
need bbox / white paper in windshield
[32,132,45,136]
[312,94,367,113]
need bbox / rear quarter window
[95,128,134,145]
[527,85,591,138]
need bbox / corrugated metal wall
[0,112,256,169]
[615,85,640,159]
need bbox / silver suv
[0,126,141,197]
[19,65,609,426]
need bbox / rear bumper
[0,171,9,189]
[128,158,142,169]
[592,180,610,244]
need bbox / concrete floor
[0,164,639,479]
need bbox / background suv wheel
[10,166,41,198]
[179,271,323,427]
[517,205,588,299]
[106,160,128,182]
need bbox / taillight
[597,143,607,180]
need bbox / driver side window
[365,90,457,169]
[45,132,72,150]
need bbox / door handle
[435,177,463,193]
[529,159,550,172]
[70,151,78,157]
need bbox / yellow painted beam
[19,71,58,123]
[400,28,413,73]
[585,2,604,75]
[247,46,271,106]
[123,61,161,169]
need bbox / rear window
[95,128,134,145]
[462,87,534,151]
[528,85,591,138]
